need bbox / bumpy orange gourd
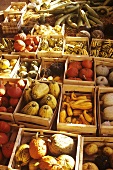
[29,138,47,159]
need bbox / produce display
[0,79,26,113]
[91,39,113,58]
[13,32,40,52]
[0,58,18,78]
[9,129,79,170]
[3,14,21,24]
[5,3,26,12]
[12,80,61,128]
[96,64,113,87]
[38,36,63,52]
[82,138,113,170]
[39,58,65,82]
[0,0,113,168]
[65,59,93,81]
[64,38,89,55]
[16,59,40,79]
[32,24,64,36]
[100,92,113,124]
[21,81,60,117]
[59,92,94,125]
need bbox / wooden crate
[0,54,20,78]
[38,57,66,83]
[97,87,113,136]
[63,36,89,56]
[90,38,113,58]
[0,123,22,170]
[63,56,95,86]
[94,57,113,87]
[11,51,38,59]
[13,81,62,129]
[3,2,27,17]
[2,13,22,34]
[57,84,97,134]
[0,78,26,123]
[79,136,113,170]
[8,128,81,170]
[31,24,65,37]
[37,35,63,58]
[13,58,41,79]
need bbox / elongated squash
[49,81,60,99]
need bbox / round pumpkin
[0,132,9,145]
[14,32,26,41]
[0,121,10,133]
[2,141,14,158]
[29,138,47,159]
[14,40,26,52]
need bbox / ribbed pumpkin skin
[21,101,39,116]
[32,83,49,99]
[40,94,57,109]
[38,105,53,119]
[29,138,47,159]
[49,81,60,99]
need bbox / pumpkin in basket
[29,137,47,159]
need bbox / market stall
[0,0,113,169]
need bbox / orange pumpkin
[24,37,34,46]
[79,68,93,80]
[14,40,26,52]
[33,36,40,45]
[14,32,26,41]
[26,45,33,52]
[29,138,47,159]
